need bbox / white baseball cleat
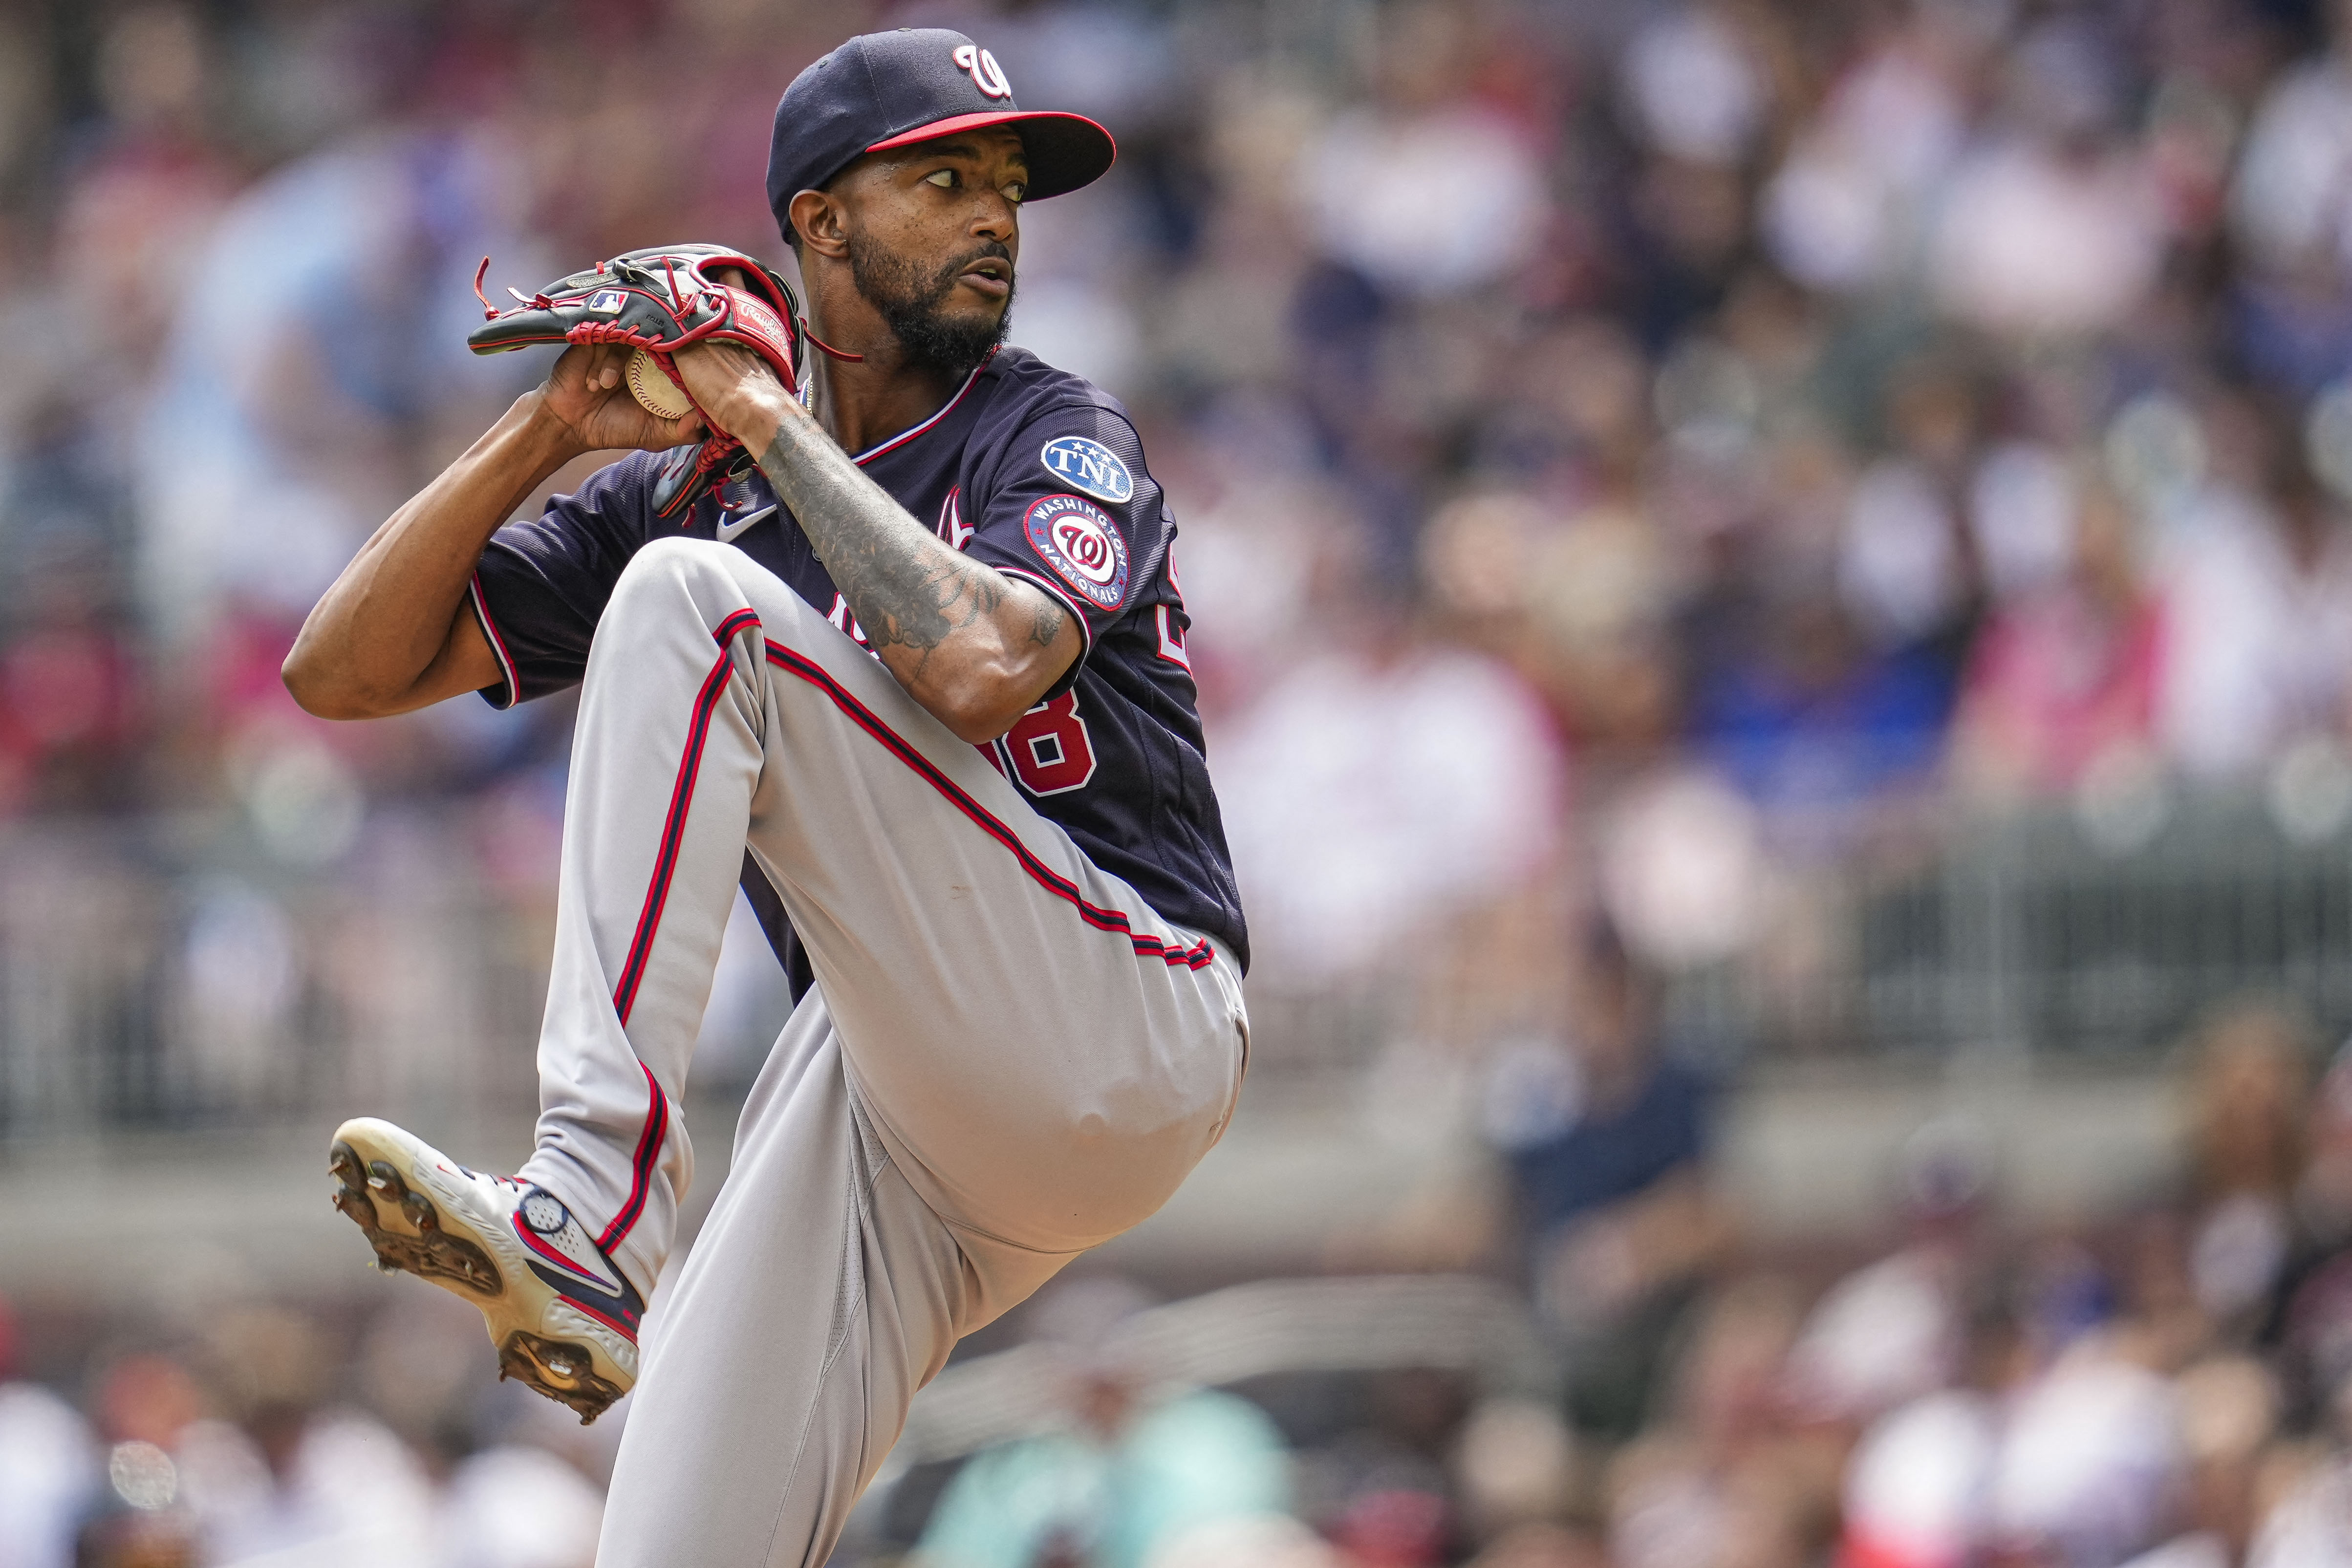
[327,1117,643,1423]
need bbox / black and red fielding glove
[469,245,808,518]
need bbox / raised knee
[607,537,748,630]
[623,534,731,585]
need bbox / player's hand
[672,339,797,455]
[670,263,798,453]
[534,341,710,456]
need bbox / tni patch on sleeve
[1039,435,1135,503]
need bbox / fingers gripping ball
[626,350,696,421]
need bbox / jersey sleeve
[960,400,1167,694]
[468,455,656,708]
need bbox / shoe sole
[328,1117,635,1423]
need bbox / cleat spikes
[326,1161,502,1297]
[499,1332,623,1424]
[326,1118,637,1423]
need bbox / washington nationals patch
[1023,494,1130,611]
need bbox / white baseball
[626,349,695,421]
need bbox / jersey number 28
[996,690,1097,795]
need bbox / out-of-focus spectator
[2156,404,2352,781]
[1762,13,1966,296]
[1833,1291,2020,1568]
[135,131,535,650]
[436,1442,604,1568]
[1592,765,1766,976]
[1684,523,1957,821]
[1928,19,2165,339]
[2268,1038,2352,1429]
[1487,923,1727,1438]
[2230,0,2352,391]
[2169,1354,2284,1565]
[1605,1276,1832,1568]
[1449,1398,1580,1547]
[2231,0,2352,284]
[1786,1119,1996,1427]
[913,1280,1296,1568]
[1987,1332,2188,1567]
[0,1339,98,1568]
[180,1307,436,1566]
[1219,605,1566,981]
[69,1348,207,1568]
[1951,473,2163,796]
[1298,5,1546,300]
[60,6,239,390]
[2180,1002,2313,1336]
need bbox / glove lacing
[471,254,864,515]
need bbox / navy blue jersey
[469,345,1249,972]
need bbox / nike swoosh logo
[514,1215,625,1293]
[715,504,776,544]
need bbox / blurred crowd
[6,0,2352,993]
[1437,970,2352,1568]
[0,1287,620,1568]
[8,978,2352,1568]
[10,0,2352,1563]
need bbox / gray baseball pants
[506,537,1249,1567]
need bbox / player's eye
[1003,181,1027,203]
[924,170,956,189]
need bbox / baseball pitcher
[282,28,1249,1566]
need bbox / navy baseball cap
[766,28,1116,236]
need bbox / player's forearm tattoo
[756,413,1057,677]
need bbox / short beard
[847,230,1014,376]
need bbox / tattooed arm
[675,342,1080,744]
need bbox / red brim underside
[865,110,1117,201]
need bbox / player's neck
[800,291,974,456]
[806,350,967,458]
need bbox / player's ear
[789,190,849,261]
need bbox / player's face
[839,129,1027,371]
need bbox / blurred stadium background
[4,0,2352,1563]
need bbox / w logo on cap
[952,43,1013,100]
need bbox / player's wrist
[673,342,797,455]
[508,387,593,469]
[705,379,793,456]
